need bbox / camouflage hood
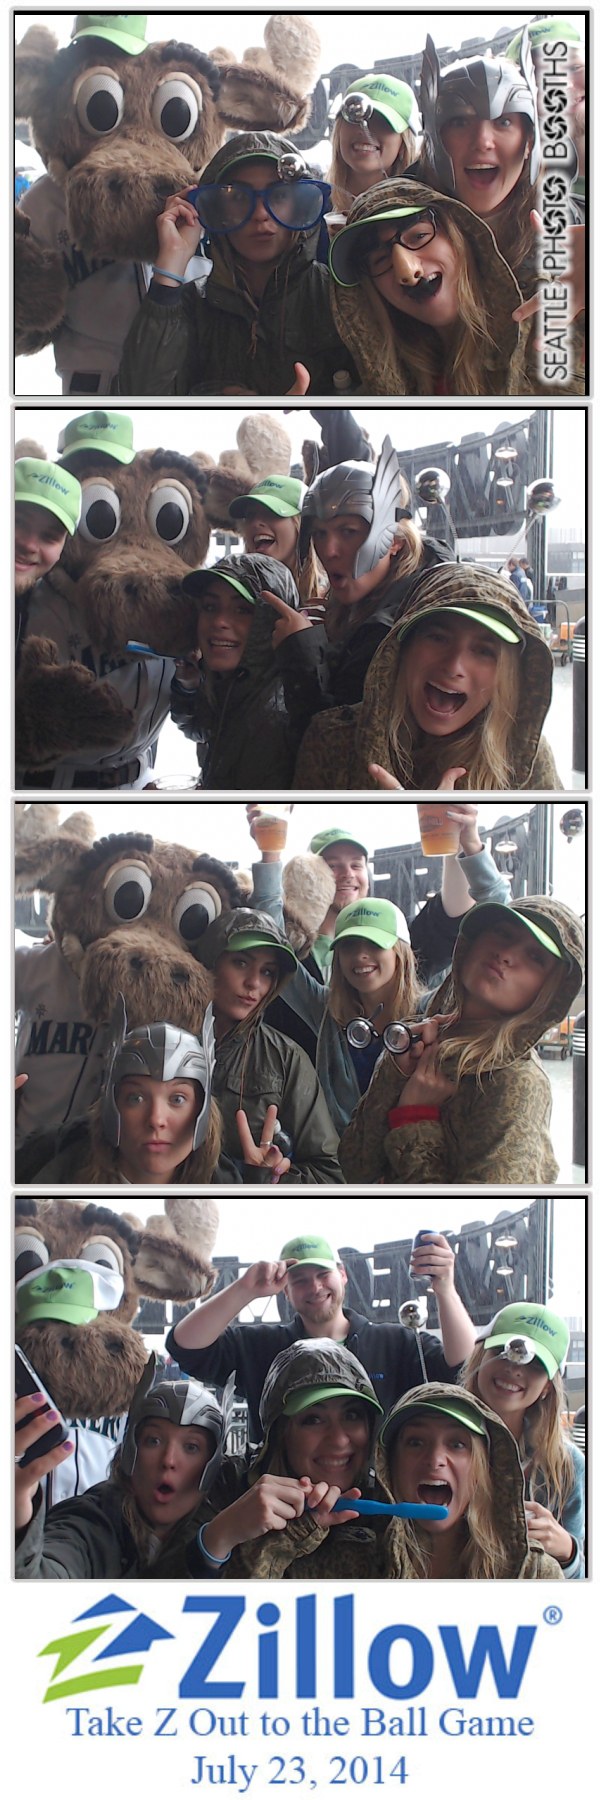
[330,177,525,396]
[351,563,554,788]
[184,552,300,699]
[198,131,323,291]
[196,907,297,1021]
[253,1338,383,1474]
[376,1380,532,1573]
[433,896,585,1052]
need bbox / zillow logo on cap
[39,1596,172,1703]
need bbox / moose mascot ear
[15,24,58,120]
[213,16,321,131]
[131,1196,220,1302]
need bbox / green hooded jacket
[339,897,584,1185]
[199,909,343,1183]
[294,569,561,790]
[118,133,356,397]
[375,1382,564,1579]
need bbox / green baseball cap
[229,475,306,522]
[15,1260,124,1327]
[57,411,135,466]
[381,1394,488,1448]
[343,74,419,136]
[225,929,297,974]
[280,1234,340,1270]
[506,19,582,60]
[400,602,523,648]
[309,827,369,858]
[329,205,426,288]
[334,897,410,950]
[15,458,82,534]
[182,567,257,605]
[483,1303,569,1379]
[284,1382,382,1417]
[459,902,565,961]
[71,14,149,55]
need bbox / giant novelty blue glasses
[188,177,326,235]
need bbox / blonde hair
[393,1433,515,1578]
[290,513,328,605]
[81,1094,222,1186]
[329,113,419,213]
[388,637,520,789]
[461,1343,576,1513]
[328,938,422,1030]
[433,956,565,1084]
[346,211,528,396]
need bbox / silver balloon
[501,1335,536,1366]
[525,477,560,515]
[399,1297,428,1331]
[341,91,374,125]
[277,152,305,181]
[416,466,451,506]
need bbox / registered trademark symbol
[543,1606,563,1625]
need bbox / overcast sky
[103,1191,587,1321]
[15,406,586,535]
[16,13,586,63]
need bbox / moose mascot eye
[74,68,125,135]
[173,884,222,943]
[79,482,121,543]
[103,861,153,922]
[147,481,192,544]
[152,75,201,142]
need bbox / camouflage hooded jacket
[294,571,560,791]
[375,1382,564,1580]
[339,898,584,1186]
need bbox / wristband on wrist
[197,1522,231,1566]
[153,266,185,284]
[388,1104,442,1128]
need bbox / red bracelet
[388,1105,442,1128]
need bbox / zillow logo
[39,1594,172,1703]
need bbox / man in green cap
[15,455,81,663]
[167,1229,476,1443]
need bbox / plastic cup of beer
[416,803,461,856]
[252,811,289,853]
[324,211,347,240]
[150,775,199,792]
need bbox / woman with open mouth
[294,562,559,791]
[462,1302,585,1578]
[339,896,584,1187]
[413,31,585,384]
[378,1384,564,1579]
[15,1364,227,1578]
[189,1340,388,1580]
[328,73,420,215]
[328,177,538,396]
[19,1013,221,1187]
[227,475,325,609]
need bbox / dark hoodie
[339,897,584,1185]
[294,568,560,789]
[172,553,303,788]
[199,908,343,1184]
[118,133,356,397]
[329,176,533,396]
[376,1382,564,1579]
